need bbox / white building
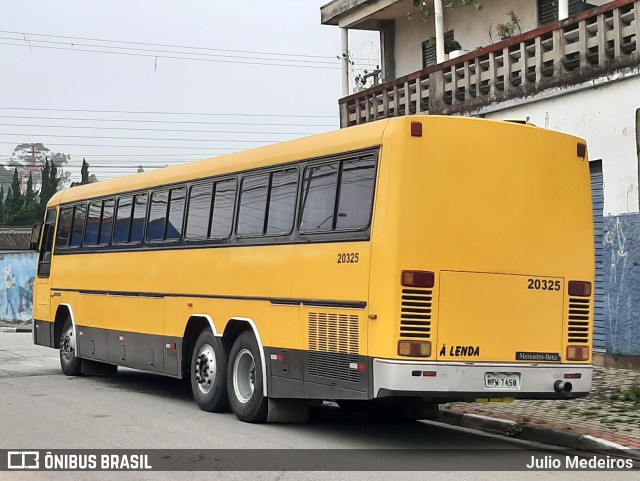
[322,0,640,367]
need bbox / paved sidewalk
[440,366,640,452]
[0,321,32,332]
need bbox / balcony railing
[339,0,639,128]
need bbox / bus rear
[368,116,594,401]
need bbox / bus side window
[99,199,115,245]
[148,191,168,241]
[166,187,186,240]
[336,157,376,230]
[266,168,297,235]
[85,202,102,246]
[237,174,269,237]
[56,206,74,248]
[210,179,236,239]
[38,208,57,277]
[69,204,87,247]
[114,196,133,244]
[299,163,339,232]
[186,183,213,239]
[130,193,148,243]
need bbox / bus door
[34,208,57,323]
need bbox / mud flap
[267,398,309,423]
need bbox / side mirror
[30,222,42,250]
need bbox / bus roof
[48,115,582,207]
[48,117,392,206]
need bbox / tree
[71,158,97,187]
[26,172,34,202]
[0,185,5,224]
[40,159,60,208]
[80,158,90,184]
[1,168,30,226]
[8,168,23,206]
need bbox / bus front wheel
[59,318,82,376]
[227,331,268,423]
[190,330,229,412]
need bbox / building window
[422,30,456,68]
[538,0,596,25]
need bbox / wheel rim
[60,324,75,362]
[233,349,256,404]
[194,344,217,395]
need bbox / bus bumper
[372,358,593,400]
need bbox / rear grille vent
[308,312,360,382]
[400,288,432,339]
[567,297,590,344]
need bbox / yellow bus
[31,115,594,423]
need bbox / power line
[0,141,240,150]
[0,163,187,170]
[0,107,336,119]
[0,154,215,158]
[0,114,337,127]
[0,41,341,70]
[0,122,317,135]
[0,132,283,143]
[0,36,339,66]
[1,30,337,60]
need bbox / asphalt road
[0,332,637,480]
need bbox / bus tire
[59,318,82,376]
[227,331,268,423]
[191,330,229,412]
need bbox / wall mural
[0,252,36,322]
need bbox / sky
[0,1,379,182]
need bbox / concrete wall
[601,213,640,356]
[0,251,36,322]
[395,0,538,77]
[484,76,640,357]
[393,0,611,78]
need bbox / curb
[0,327,32,333]
[437,411,640,460]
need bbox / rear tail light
[398,340,431,357]
[568,281,591,297]
[577,142,587,158]
[411,121,423,137]
[564,373,582,379]
[401,270,435,288]
[566,345,589,361]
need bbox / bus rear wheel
[59,318,82,376]
[191,330,229,412]
[227,331,268,423]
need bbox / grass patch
[506,423,523,438]
[610,385,640,405]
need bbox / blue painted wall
[0,252,36,322]
[602,213,640,356]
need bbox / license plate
[484,372,521,389]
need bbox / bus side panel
[290,241,371,399]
